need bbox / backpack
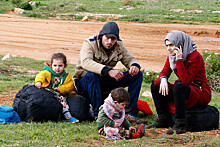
[13,84,63,122]
[0,105,21,123]
[67,95,90,121]
[186,105,219,132]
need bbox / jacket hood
[99,22,119,39]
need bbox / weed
[202,51,220,92]
[19,2,32,10]
[11,0,21,5]
[142,70,159,84]
[75,6,88,12]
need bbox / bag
[186,105,219,132]
[13,84,63,122]
[0,105,21,123]
[67,95,90,121]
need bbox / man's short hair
[111,87,130,103]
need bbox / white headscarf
[165,30,197,70]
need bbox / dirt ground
[0,14,220,71]
[0,14,219,145]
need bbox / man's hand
[108,70,124,81]
[35,82,42,89]
[129,66,139,76]
[159,78,169,96]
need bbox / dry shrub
[123,0,131,5]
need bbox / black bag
[13,84,63,122]
[67,95,90,121]
[186,105,219,132]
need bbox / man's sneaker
[125,114,147,124]
[69,117,79,124]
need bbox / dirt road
[0,14,219,71]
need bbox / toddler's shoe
[69,117,79,124]
[132,128,144,139]
[136,124,145,135]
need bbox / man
[74,22,144,122]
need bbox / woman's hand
[159,78,169,96]
[174,46,183,59]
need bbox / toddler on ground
[97,87,145,140]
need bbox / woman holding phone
[147,30,211,134]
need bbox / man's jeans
[75,71,143,116]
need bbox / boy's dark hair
[111,87,130,103]
[51,53,67,65]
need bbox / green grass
[0,56,219,146]
[0,0,219,24]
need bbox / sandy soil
[0,14,220,71]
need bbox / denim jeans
[75,71,143,116]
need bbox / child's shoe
[69,117,79,124]
[132,129,144,139]
[136,123,145,135]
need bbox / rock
[29,1,36,5]
[81,16,88,21]
[2,53,12,61]
[14,8,25,14]
[169,9,184,13]
[127,7,136,10]
[142,90,152,98]
[214,30,220,38]
[212,11,220,13]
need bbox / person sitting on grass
[35,53,79,124]
[97,87,145,140]
[74,22,145,123]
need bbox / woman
[147,30,211,134]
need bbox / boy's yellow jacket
[35,63,77,95]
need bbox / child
[35,53,79,124]
[97,87,145,140]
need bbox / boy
[97,87,145,140]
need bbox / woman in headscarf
[147,30,211,134]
